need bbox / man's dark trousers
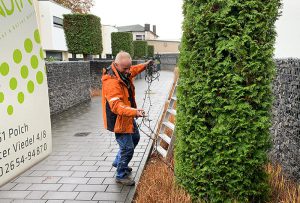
[113,121,140,179]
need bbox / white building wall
[132,32,145,40]
[101,25,118,58]
[37,1,71,52]
[49,1,71,51]
[131,31,157,40]
[275,0,300,58]
[145,31,157,40]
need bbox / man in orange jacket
[102,51,152,186]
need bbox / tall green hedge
[147,45,154,57]
[111,32,133,57]
[133,41,148,59]
[63,14,102,56]
[175,0,281,202]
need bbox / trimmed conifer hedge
[147,45,154,58]
[111,32,133,57]
[133,41,148,59]
[63,14,102,58]
[175,0,281,202]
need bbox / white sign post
[0,0,52,186]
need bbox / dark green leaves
[147,45,154,58]
[175,0,281,202]
[111,32,134,57]
[63,14,102,55]
[133,41,148,59]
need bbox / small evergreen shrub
[147,45,154,58]
[133,41,148,59]
[111,32,133,57]
[63,14,102,56]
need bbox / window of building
[46,51,63,61]
[53,16,63,29]
[92,55,98,59]
[136,35,145,40]
[106,54,113,59]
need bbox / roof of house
[117,24,159,37]
[117,24,145,32]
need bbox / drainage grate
[74,132,91,137]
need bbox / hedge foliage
[147,45,154,58]
[63,14,102,55]
[111,32,133,57]
[175,0,281,202]
[133,41,148,59]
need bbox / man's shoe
[116,177,135,186]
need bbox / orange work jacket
[102,62,146,133]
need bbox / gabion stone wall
[160,53,179,71]
[90,60,112,90]
[46,61,91,115]
[270,58,300,182]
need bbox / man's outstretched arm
[130,60,153,78]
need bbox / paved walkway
[0,71,174,203]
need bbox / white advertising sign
[0,0,52,186]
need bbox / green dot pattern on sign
[24,38,33,53]
[1,29,45,115]
[7,105,13,115]
[0,62,9,76]
[40,48,44,59]
[18,92,25,104]
[34,29,41,44]
[27,81,35,93]
[31,55,38,69]
[0,92,4,103]
[36,71,44,84]
[21,65,29,79]
[13,49,22,64]
[10,78,18,90]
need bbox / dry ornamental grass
[134,155,191,203]
[267,163,300,203]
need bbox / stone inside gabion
[270,58,300,183]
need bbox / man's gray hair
[115,51,132,64]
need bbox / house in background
[33,0,117,60]
[117,24,180,54]
[147,39,180,54]
[101,25,118,59]
[117,24,158,41]
[33,0,179,60]
[33,0,71,61]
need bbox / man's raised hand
[136,109,145,117]
[144,60,154,67]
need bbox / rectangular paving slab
[0,71,174,202]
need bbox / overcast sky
[91,0,183,40]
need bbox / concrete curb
[124,80,173,203]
